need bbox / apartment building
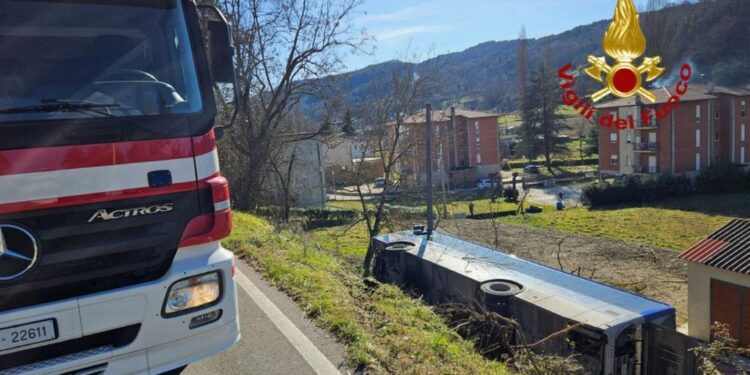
[598,85,750,176]
[395,108,500,188]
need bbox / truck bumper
[0,241,240,375]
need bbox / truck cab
[0,0,240,373]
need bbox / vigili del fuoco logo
[557,0,692,129]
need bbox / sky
[344,0,646,72]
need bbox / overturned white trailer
[373,231,698,375]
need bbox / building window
[610,133,618,143]
[715,132,720,142]
[696,153,701,171]
[696,104,701,123]
[611,154,619,165]
[477,154,482,164]
[626,155,631,167]
[696,129,701,148]
[716,110,721,119]
[742,101,747,117]
[649,109,657,127]
[742,147,747,164]
[626,133,632,143]
[742,125,746,142]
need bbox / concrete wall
[687,262,750,342]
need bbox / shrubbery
[507,158,598,169]
[503,187,519,202]
[255,207,359,229]
[582,164,750,207]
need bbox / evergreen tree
[584,124,599,157]
[341,108,356,136]
[518,62,571,173]
[319,111,334,134]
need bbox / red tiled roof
[679,220,750,274]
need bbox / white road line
[234,269,341,375]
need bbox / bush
[503,187,519,202]
[255,207,359,230]
[507,158,598,170]
[501,160,512,171]
[695,163,750,193]
[582,164,749,207]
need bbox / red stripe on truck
[0,139,193,176]
[0,180,199,215]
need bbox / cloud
[376,25,449,41]
[359,1,444,23]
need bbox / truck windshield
[0,0,203,123]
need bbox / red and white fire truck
[0,1,240,373]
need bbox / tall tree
[584,124,599,158]
[519,62,570,173]
[516,25,528,108]
[214,0,368,210]
[642,0,680,77]
[341,108,356,136]
[350,54,442,277]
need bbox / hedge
[507,158,598,169]
[255,207,359,230]
[582,164,750,207]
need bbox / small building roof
[378,231,674,331]
[679,219,750,274]
[400,108,499,124]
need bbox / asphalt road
[184,261,348,375]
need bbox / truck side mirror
[207,20,235,84]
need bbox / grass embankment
[226,213,508,374]
[500,192,750,251]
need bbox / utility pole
[438,125,448,220]
[425,104,434,234]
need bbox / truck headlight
[163,272,222,316]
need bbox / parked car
[524,165,541,174]
[374,177,386,187]
[477,179,493,189]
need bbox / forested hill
[314,0,750,113]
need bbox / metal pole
[425,104,434,234]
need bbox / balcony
[633,142,658,152]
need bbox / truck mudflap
[644,323,698,375]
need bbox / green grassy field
[227,213,508,374]
[500,192,750,251]
[329,190,748,251]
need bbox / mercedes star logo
[0,224,39,281]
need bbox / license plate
[0,319,57,351]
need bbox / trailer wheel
[373,241,414,283]
[479,280,522,316]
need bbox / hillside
[315,0,750,114]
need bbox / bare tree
[351,54,442,276]
[642,0,681,74]
[215,0,369,210]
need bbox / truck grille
[0,324,140,372]
[0,190,209,312]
